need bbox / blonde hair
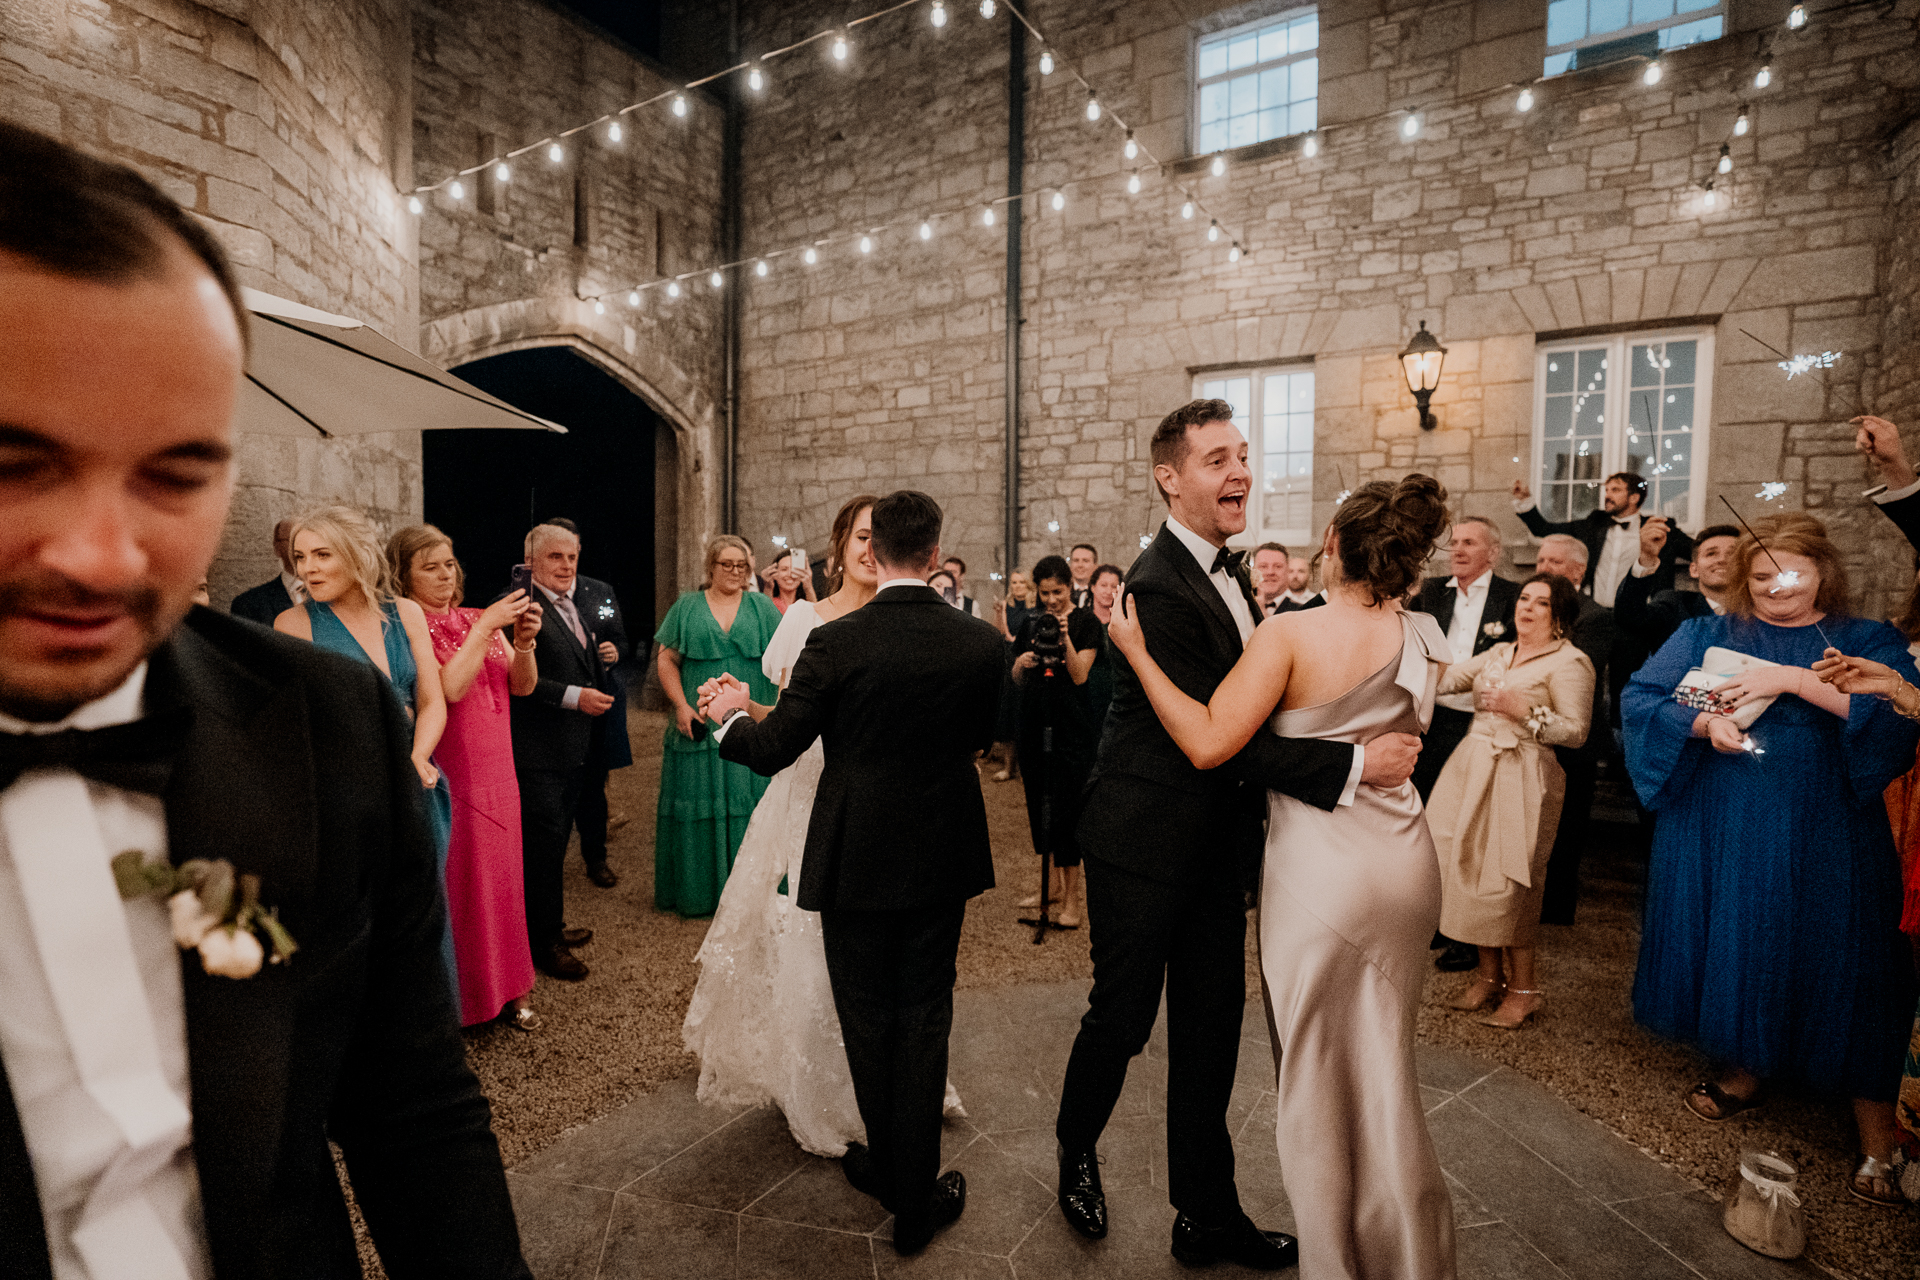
[1723,512,1851,617]
[288,506,390,605]
[703,534,753,589]
[388,524,462,607]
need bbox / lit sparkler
[1756,482,1789,500]
[1740,735,1764,756]
[1719,494,1832,649]
[1777,351,1842,379]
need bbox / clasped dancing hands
[696,672,752,725]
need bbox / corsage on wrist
[1522,705,1554,740]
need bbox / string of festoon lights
[406,0,1878,313]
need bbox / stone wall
[730,0,1920,611]
[1,0,425,605]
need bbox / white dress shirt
[0,665,210,1280]
[1162,518,1363,805]
[536,581,592,710]
[1435,574,1493,714]
[1512,499,1648,608]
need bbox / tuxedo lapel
[1155,528,1243,654]
[150,627,310,1274]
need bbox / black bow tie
[1211,547,1248,577]
[0,711,190,797]
[1613,517,1634,528]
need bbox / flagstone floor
[505,980,1819,1280]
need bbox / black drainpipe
[1003,17,1025,581]
[721,0,744,532]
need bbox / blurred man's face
[1286,556,1311,591]
[1091,570,1121,610]
[1691,535,1737,591]
[1534,542,1586,589]
[1252,549,1287,600]
[943,559,966,591]
[1602,477,1642,516]
[1069,548,1095,584]
[0,242,241,720]
[1448,522,1495,583]
[272,518,294,574]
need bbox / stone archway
[420,294,718,597]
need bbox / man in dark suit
[545,518,631,889]
[1612,522,1738,656]
[701,491,1004,1256]
[226,517,303,625]
[1268,555,1322,614]
[1532,535,1618,925]
[1053,400,1419,1270]
[510,523,616,980]
[0,123,527,1279]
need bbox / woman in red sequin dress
[390,525,544,1030]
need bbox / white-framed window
[1194,7,1318,156]
[1544,0,1725,76]
[1196,365,1315,545]
[1532,327,1714,529]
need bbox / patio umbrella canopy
[236,288,566,438]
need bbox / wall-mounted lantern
[1399,320,1448,431]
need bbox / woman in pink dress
[389,524,544,1030]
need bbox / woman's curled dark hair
[1324,474,1451,604]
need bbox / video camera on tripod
[1029,610,1069,672]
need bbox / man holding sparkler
[1855,415,1920,550]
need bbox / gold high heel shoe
[1477,988,1544,1030]
[1446,976,1506,1012]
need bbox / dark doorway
[425,346,663,631]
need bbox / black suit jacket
[1566,595,1617,755]
[1414,573,1521,657]
[228,576,294,627]
[717,585,1006,913]
[1874,488,1920,552]
[1611,568,1718,656]
[1268,592,1324,616]
[1081,526,1355,890]
[1516,506,1694,597]
[0,608,527,1280]
[571,574,632,770]
[508,584,606,773]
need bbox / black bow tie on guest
[1211,547,1249,577]
[0,711,191,797]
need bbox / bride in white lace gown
[681,497,963,1156]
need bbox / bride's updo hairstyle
[1324,474,1451,605]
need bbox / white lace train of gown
[681,600,963,1157]
[1260,609,1456,1280]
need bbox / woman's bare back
[1266,602,1414,712]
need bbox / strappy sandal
[1477,988,1544,1030]
[1447,976,1506,1011]
[508,1006,543,1033]
[1851,1155,1905,1207]
[1682,1079,1766,1122]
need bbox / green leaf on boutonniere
[256,908,298,964]
[111,849,174,899]
[197,860,234,924]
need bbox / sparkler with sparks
[1756,482,1789,501]
[1718,494,1832,650]
[1739,328,1866,418]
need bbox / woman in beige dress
[1429,573,1594,1030]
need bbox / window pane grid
[1628,340,1699,522]
[1544,0,1723,76]
[1538,346,1610,524]
[1198,366,1314,540]
[1196,9,1318,154]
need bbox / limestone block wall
[411,0,729,592]
[0,0,426,606]
[730,0,1920,611]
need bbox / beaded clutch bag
[1672,646,1781,731]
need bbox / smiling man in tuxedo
[0,123,527,1280]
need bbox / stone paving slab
[505,981,1822,1279]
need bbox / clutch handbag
[1671,645,1781,731]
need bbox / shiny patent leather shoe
[1170,1213,1298,1270]
[893,1171,966,1255]
[1057,1145,1108,1239]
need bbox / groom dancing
[1053,400,1420,1267]
[701,490,1004,1255]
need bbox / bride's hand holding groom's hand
[703,673,752,726]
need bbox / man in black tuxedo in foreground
[1054,400,1420,1269]
[0,123,526,1279]
[701,491,1005,1255]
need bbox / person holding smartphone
[1010,555,1101,927]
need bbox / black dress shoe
[1435,940,1479,972]
[842,1142,888,1206]
[1170,1213,1298,1270]
[1058,1145,1107,1239]
[893,1171,966,1255]
[534,944,589,981]
[586,862,619,889]
[560,926,594,947]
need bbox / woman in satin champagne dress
[1107,475,1457,1280]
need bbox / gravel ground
[444,712,1913,1279]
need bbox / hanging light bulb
[709,270,723,287]
[608,120,623,142]
[594,299,605,314]
[831,32,849,61]
[1701,181,1719,210]
[1207,219,1220,242]
[1718,144,1732,174]
[628,290,640,306]
[1086,93,1101,122]
[672,94,688,118]
[449,179,465,200]
[1517,87,1535,112]
[1124,130,1137,160]
[1039,49,1054,75]
[1228,243,1242,262]
[1302,134,1319,158]
[1211,154,1225,177]
[667,281,681,297]
[859,234,873,253]
[1181,200,1194,219]
[755,259,769,276]
[1787,2,1806,27]
[1127,171,1141,194]
[1401,113,1420,138]
[931,0,947,26]
[804,246,819,264]
[1643,59,1663,85]
[920,219,932,240]
[494,162,510,182]
[748,64,764,91]
[1734,106,1750,135]
[407,195,423,214]
[982,205,996,226]
[1051,191,1065,211]
[548,142,564,163]
[1754,63,1771,88]
[979,0,995,16]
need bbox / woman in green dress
[654,535,783,916]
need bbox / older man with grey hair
[1531,532,1616,926]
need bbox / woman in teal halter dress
[275,508,457,999]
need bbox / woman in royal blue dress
[1623,513,1918,1205]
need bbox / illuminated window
[1194,8,1318,155]
[1196,365,1315,544]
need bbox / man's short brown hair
[1150,399,1237,501]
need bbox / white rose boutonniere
[115,852,297,979]
[1482,621,1508,640]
